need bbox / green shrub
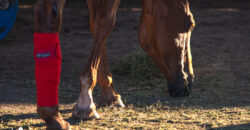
[112,51,164,80]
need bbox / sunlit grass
[1,104,249,129]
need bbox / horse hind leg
[72,0,121,119]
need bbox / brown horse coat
[34,0,195,121]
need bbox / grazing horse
[34,0,195,129]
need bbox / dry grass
[0,104,249,129]
[112,51,163,80]
[0,52,249,130]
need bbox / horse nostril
[168,82,191,97]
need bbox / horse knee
[88,0,120,36]
[34,2,44,24]
[34,0,65,32]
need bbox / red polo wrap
[34,33,62,107]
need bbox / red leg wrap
[34,33,62,107]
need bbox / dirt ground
[0,1,250,129]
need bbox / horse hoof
[72,104,100,120]
[98,94,125,107]
[115,97,125,107]
[37,106,71,130]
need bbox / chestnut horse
[34,0,195,129]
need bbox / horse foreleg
[72,0,120,119]
[34,0,70,129]
[97,46,124,107]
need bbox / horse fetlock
[37,106,71,130]
[74,74,100,119]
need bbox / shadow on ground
[210,123,250,130]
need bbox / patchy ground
[0,1,250,130]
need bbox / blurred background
[16,0,250,9]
